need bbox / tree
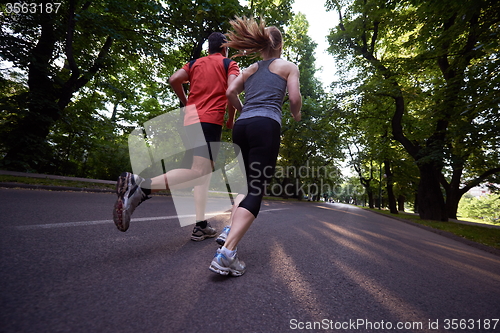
[336,72,411,212]
[276,12,343,199]
[1,0,167,171]
[327,0,500,221]
[346,142,376,208]
[1,0,298,175]
[458,194,500,223]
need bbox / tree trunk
[414,193,419,214]
[397,195,405,212]
[444,166,464,220]
[384,160,398,214]
[358,175,374,209]
[366,187,374,209]
[2,8,113,172]
[417,163,448,221]
[446,191,461,220]
[2,19,59,171]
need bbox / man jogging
[113,32,240,241]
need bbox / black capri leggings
[232,116,281,218]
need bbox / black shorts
[182,122,222,165]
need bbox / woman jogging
[209,17,302,277]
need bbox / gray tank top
[238,58,287,125]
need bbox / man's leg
[113,156,212,232]
[148,155,212,192]
[191,179,218,241]
[194,172,212,221]
[189,157,218,240]
[191,124,222,240]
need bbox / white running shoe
[191,222,217,241]
[215,226,230,246]
[209,248,246,277]
[113,172,150,232]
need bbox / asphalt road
[1,188,499,333]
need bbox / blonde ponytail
[225,17,282,58]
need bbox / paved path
[1,188,499,332]
[2,169,498,229]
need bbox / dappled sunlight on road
[293,218,430,323]
[269,218,428,325]
[269,239,324,322]
[329,258,427,325]
[426,240,500,263]
[313,220,429,271]
[286,204,500,322]
[313,205,367,218]
[313,221,380,261]
[315,216,500,288]
[2,191,499,332]
[420,240,500,284]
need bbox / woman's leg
[223,117,281,249]
[223,206,255,250]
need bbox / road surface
[1,188,499,332]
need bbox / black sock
[141,179,152,195]
[196,220,207,228]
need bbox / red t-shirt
[182,53,240,126]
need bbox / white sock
[221,246,237,258]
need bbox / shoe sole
[209,261,245,277]
[215,237,225,246]
[209,262,230,276]
[113,172,132,232]
[116,172,131,196]
[191,233,217,241]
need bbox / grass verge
[362,207,500,250]
[0,175,116,191]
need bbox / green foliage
[458,194,500,223]
[0,0,299,176]
[329,176,366,205]
[326,0,500,220]
[1,0,170,171]
[274,12,344,199]
[47,96,132,180]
